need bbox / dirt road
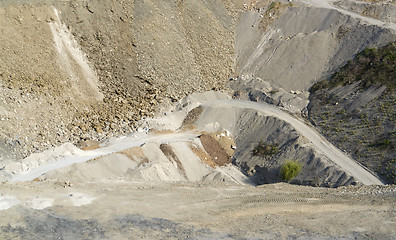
[299,0,396,31]
[10,97,383,185]
[202,99,384,185]
[11,132,200,182]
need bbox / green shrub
[280,160,302,181]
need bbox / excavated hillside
[1,0,395,166]
[308,42,396,184]
[235,0,395,91]
[0,0,242,163]
[1,0,396,238]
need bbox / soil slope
[236,0,395,91]
[308,42,396,184]
[0,0,242,163]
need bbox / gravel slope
[200,99,383,185]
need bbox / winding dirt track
[299,0,396,31]
[11,99,383,185]
[11,132,200,182]
[202,99,384,185]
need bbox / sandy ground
[0,181,395,239]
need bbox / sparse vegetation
[280,160,302,181]
[310,42,396,93]
[259,1,293,31]
[308,43,396,184]
[252,141,279,157]
[370,138,393,148]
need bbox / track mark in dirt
[199,134,231,166]
[160,144,187,178]
[242,197,322,204]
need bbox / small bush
[280,160,302,181]
[369,138,393,148]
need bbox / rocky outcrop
[307,43,396,184]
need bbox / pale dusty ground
[0,181,395,239]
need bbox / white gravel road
[11,132,200,182]
[299,0,396,31]
[202,99,384,185]
[9,97,383,185]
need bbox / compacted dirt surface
[1,181,395,239]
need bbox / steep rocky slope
[334,0,396,23]
[0,0,242,163]
[308,42,395,184]
[194,106,359,187]
[236,2,395,91]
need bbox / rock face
[232,112,357,187]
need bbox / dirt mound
[1,126,248,185]
[199,133,233,166]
